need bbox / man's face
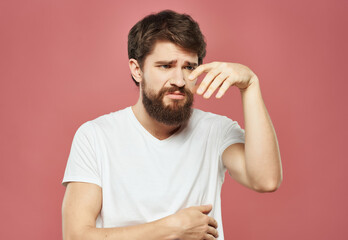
[140,40,198,126]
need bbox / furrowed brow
[154,60,177,65]
[154,60,198,66]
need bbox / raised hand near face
[188,62,258,99]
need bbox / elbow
[63,226,94,240]
[252,177,283,193]
[63,231,79,240]
[63,232,87,240]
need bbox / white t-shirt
[62,107,245,239]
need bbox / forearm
[66,216,178,240]
[62,182,216,240]
[240,76,283,191]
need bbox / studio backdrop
[0,0,347,239]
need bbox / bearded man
[62,10,282,240]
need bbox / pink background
[1,0,347,239]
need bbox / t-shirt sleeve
[62,122,101,188]
[218,116,245,175]
[219,116,245,154]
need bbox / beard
[141,80,194,126]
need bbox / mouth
[166,91,186,100]
[166,91,185,96]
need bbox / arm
[189,62,283,192]
[62,182,219,240]
[223,78,282,192]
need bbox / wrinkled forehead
[145,40,198,65]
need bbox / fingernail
[188,75,194,80]
[197,88,203,94]
[204,90,211,98]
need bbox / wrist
[240,75,260,94]
[154,214,181,240]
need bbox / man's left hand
[188,62,258,99]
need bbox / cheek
[188,79,199,94]
[144,69,167,90]
[186,79,197,88]
[184,83,195,95]
[151,68,169,82]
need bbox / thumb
[197,204,213,214]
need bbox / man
[62,10,282,240]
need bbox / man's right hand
[167,204,219,240]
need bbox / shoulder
[192,108,222,120]
[76,107,131,135]
[190,108,244,133]
[90,106,130,127]
[191,108,233,125]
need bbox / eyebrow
[154,60,198,67]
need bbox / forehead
[145,40,198,64]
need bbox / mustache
[162,86,191,95]
[153,86,194,103]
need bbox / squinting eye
[160,65,170,69]
[185,66,195,71]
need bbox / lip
[166,91,185,95]
[166,91,185,99]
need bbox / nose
[169,67,186,87]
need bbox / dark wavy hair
[128,10,207,86]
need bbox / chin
[165,100,186,109]
[164,97,186,104]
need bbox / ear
[129,59,143,84]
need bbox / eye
[184,66,195,71]
[160,65,171,69]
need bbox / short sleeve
[219,116,245,155]
[218,116,245,176]
[62,122,101,187]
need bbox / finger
[188,62,215,81]
[207,225,219,238]
[203,73,229,99]
[204,232,217,240]
[197,204,213,214]
[208,216,218,229]
[216,76,234,99]
[196,70,220,95]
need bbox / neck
[132,98,182,140]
